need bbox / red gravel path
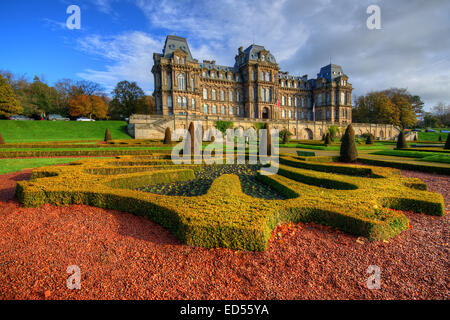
[0,169,448,300]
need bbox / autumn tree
[69,94,108,119]
[0,74,22,117]
[353,92,396,124]
[390,93,417,129]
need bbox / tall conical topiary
[366,133,374,145]
[184,122,196,158]
[104,128,112,142]
[324,132,332,145]
[265,123,272,156]
[438,135,442,142]
[396,130,408,149]
[340,124,358,162]
[163,127,172,144]
[445,133,450,150]
[0,132,5,144]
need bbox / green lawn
[0,157,111,174]
[280,142,391,151]
[371,149,450,164]
[417,129,448,142]
[0,120,131,143]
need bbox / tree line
[352,88,449,128]
[0,70,154,120]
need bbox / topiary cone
[445,133,450,150]
[366,133,374,145]
[396,130,408,149]
[438,135,442,142]
[340,124,358,162]
[104,128,112,142]
[0,132,5,144]
[163,127,172,144]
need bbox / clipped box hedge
[0,149,172,158]
[15,155,445,251]
[358,157,450,175]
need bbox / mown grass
[371,149,450,164]
[417,129,449,142]
[0,120,131,143]
[280,142,391,151]
[0,157,112,174]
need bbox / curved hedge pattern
[15,155,445,251]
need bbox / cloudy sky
[1,0,449,111]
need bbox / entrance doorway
[262,107,269,119]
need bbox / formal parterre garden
[15,153,445,251]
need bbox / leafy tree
[390,93,417,129]
[104,128,112,142]
[382,88,424,119]
[163,127,172,144]
[69,94,108,119]
[327,125,339,141]
[396,131,408,149]
[110,81,145,119]
[340,124,358,162]
[279,129,292,144]
[214,120,234,134]
[353,92,396,124]
[431,102,450,127]
[0,74,22,117]
[423,112,441,128]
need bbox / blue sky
[1,0,449,111]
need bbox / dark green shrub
[445,133,450,150]
[215,120,234,134]
[324,132,332,145]
[104,128,112,142]
[280,129,292,144]
[265,123,272,156]
[438,135,442,142]
[396,131,408,149]
[163,127,172,144]
[340,124,358,162]
[0,132,5,145]
[366,133,374,145]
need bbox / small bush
[104,128,112,142]
[215,120,234,134]
[366,133,374,145]
[163,127,172,144]
[279,129,292,144]
[0,132,5,144]
[397,131,408,149]
[340,124,358,162]
[328,125,339,141]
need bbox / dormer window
[175,56,180,64]
[261,55,265,61]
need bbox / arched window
[282,110,286,118]
[177,74,186,90]
[210,71,215,78]
[177,96,182,106]
[288,110,292,118]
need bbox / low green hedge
[296,151,316,157]
[358,157,450,175]
[0,149,172,158]
[15,155,445,251]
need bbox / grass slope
[0,120,131,143]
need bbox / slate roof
[162,35,194,61]
[317,64,345,81]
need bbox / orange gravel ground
[0,169,448,300]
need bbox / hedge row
[280,156,376,177]
[358,157,450,175]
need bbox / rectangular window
[190,78,194,91]
[204,104,208,114]
[203,89,208,100]
[212,90,217,100]
[229,91,233,102]
[191,98,195,110]
[167,96,172,107]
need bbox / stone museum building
[152,35,353,123]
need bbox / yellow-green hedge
[15,155,445,251]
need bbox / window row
[280,95,309,107]
[203,104,243,116]
[201,70,241,82]
[203,88,242,102]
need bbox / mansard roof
[318,64,346,81]
[162,35,194,61]
[242,44,277,64]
